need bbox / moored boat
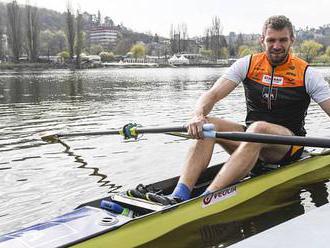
[1,150,330,248]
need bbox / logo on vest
[262,87,278,100]
[262,74,284,85]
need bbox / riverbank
[0,61,106,70]
[0,62,230,70]
[0,62,67,70]
[1,62,330,70]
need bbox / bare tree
[176,25,181,53]
[169,24,176,54]
[180,23,188,52]
[25,3,40,62]
[7,0,23,62]
[180,23,188,40]
[75,10,83,65]
[0,15,4,59]
[65,5,75,60]
[97,10,101,26]
[210,16,223,58]
[204,28,210,50]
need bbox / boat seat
[112,193,167,212]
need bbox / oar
[167,125,330,148]
[40,125,186,143]
[203,131,330,148]
[40,123,330,148]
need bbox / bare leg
[206,121,292,192]
[178,117,245,190]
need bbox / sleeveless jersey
[243,52,310,135]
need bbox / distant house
[168,54,189,65]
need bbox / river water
[0,67,329,247]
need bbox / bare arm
[194,78,238,117]
[319,98,330,117]
[187,77,238,138]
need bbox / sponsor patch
[262,74,284,86]
[202,186,237,208]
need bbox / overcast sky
[3,0,330,38]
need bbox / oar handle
[214,132,330,148]
[201,124,216,137]
[201,125,330,148]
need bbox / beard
[267,49,289,65]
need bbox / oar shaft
[215,132,330,148]
[42,123,330,149]
[136,126,187,134]
[56,126,187,138]
[57,130,120,137]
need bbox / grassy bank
[1,62,330,70]
[310,63,330,67]
[0,62,67,70]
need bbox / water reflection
[0,68,222,104]
[58,138,122,192]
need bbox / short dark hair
[262,15,295,38]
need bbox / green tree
[53,30,67,53]
[238,45,254,57]
[325,46,330,57]
[114,39,132,55]
[89,44,103,55]
[99,51,114,62]
[39,30,67,56]
[299,40,323,63]
[130,43,146,59]
[57,50,69,61]
[314,54,330,64]
[219,47,229,59]
[40,30,54,56]
[200,49,212,57]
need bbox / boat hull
[74,153,330,247]
[1,152,330,248]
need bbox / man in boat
[145,15,330,204]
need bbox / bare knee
[246,121,271,134]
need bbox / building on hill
[88,25,119,49]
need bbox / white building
[89,26,118,48]
[168,54,189,65]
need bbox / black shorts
[242,124,304,165]
[250,146,304,176]
[276,145,304,165]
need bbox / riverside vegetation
[1,0,330,69]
